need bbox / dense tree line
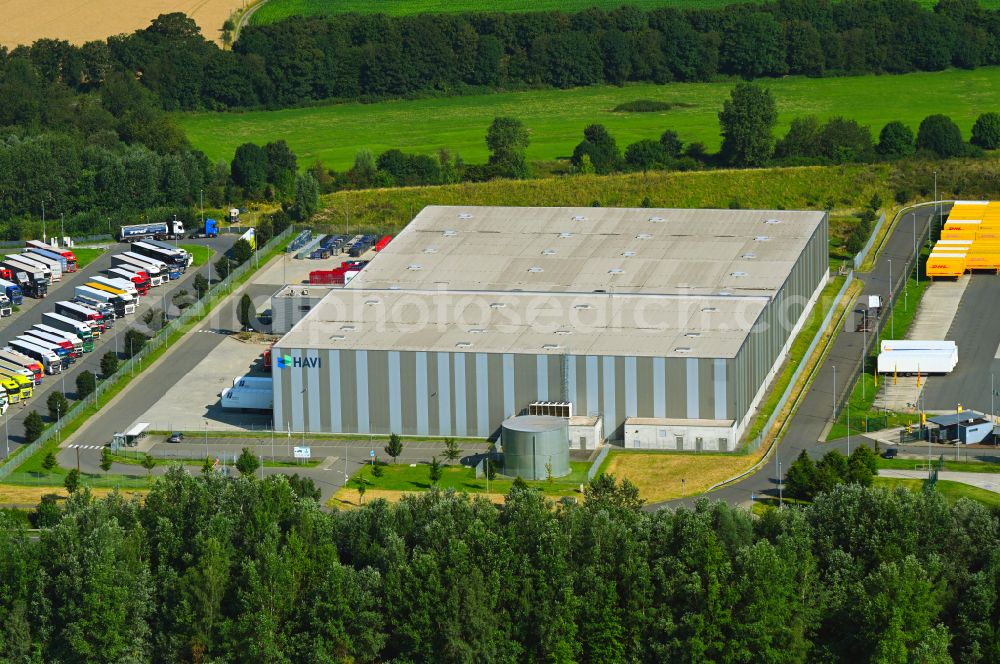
[0,467,997,663]
[3,2,1000,113]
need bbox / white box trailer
[880,340,957,353]
[877,349,958,375]
[220,386,273,411]
[20,250,62,281]
[233,375,273,389]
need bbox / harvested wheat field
[0,484,148,505]
[0,0,245,48]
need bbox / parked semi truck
[119,220,185,242]
[74,285,128,318]
[6,254,53,284]
[0,257,48,297]
[55,301,108,334]
[0,349,43,384]
[0,279,23,306]
[113,253,168,285]
[19,333,74,365]
[189,218,218,239]
[89,275,139,299]
[21,250,62,282]
[0,365,32,400]
[7,340,62,374]
[41,313,95,352]
[31,324,85,355]
[131,241,188,273]
[146,239,194,268]
[25,240,76,272]
[107,267,150,295]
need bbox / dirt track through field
[0,0,245,48]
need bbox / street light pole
[833,365,837,418]
[888,258,894,339]
[777,459,783,509]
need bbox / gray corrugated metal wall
[273,213,829,440]
[275,348,739,440]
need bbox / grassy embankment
[0,235,292,490]
[250,0,982,24]
[178,67,1000,169]
[826,247,931,440]
[874,476,1000,509]
[330,461,591,508]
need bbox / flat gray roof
[277,288,768,358]
[280,206,825,358]
[349,206,825,296]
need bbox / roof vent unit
[718,291,732,296]
[340,325,356,331]
[330,334,346,341]
[469,328,485,335]
[572,215,587,221]
[388,285,400,290]
[573,304,593,310]
[541,249,557,256]
[674,347,693,353]
[457,213,473,219]
[701,306,719,313]
[490,302,506,309]
[621,251,637,257]
[301,289,309,295]
[764,218,782,224]
[364,299,380,306]
[423,247,438,254]
[527,266,544,273]
[407,264,423,271]
[684,332,701,338]
[554,329,572,335]
[648,216,665,223]
[635,233,653,240]
[740,253,756,259]
[608,268,625,274]
[730,271,747,277]
[443,229,458,237]
[455,341,473,348]
[754,236,770,242]
[542,343,561,350]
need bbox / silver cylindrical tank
[501,415,570,480]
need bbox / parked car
[167,432,184,444]
[881,447,898,459]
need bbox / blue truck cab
[0,279,23,305]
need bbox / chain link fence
[0,226,295,480]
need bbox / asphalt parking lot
[922,274,1000,413]
[0,236,232,458]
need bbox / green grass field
[249,0,979,24]
[874,477,1000,509]
[72,247,105,270]
[178,244,213,267]
[877,457,1000,473]
[349,460,591,498]
[177,67,1000,170]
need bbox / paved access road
[69,435,489,503]
[653,206,939,509]
[0,236,233,460]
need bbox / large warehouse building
[273,206,828,450]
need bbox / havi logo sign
[276,354,321,370]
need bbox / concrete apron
[874,277,969,412]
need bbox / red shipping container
[375,235,392,252]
